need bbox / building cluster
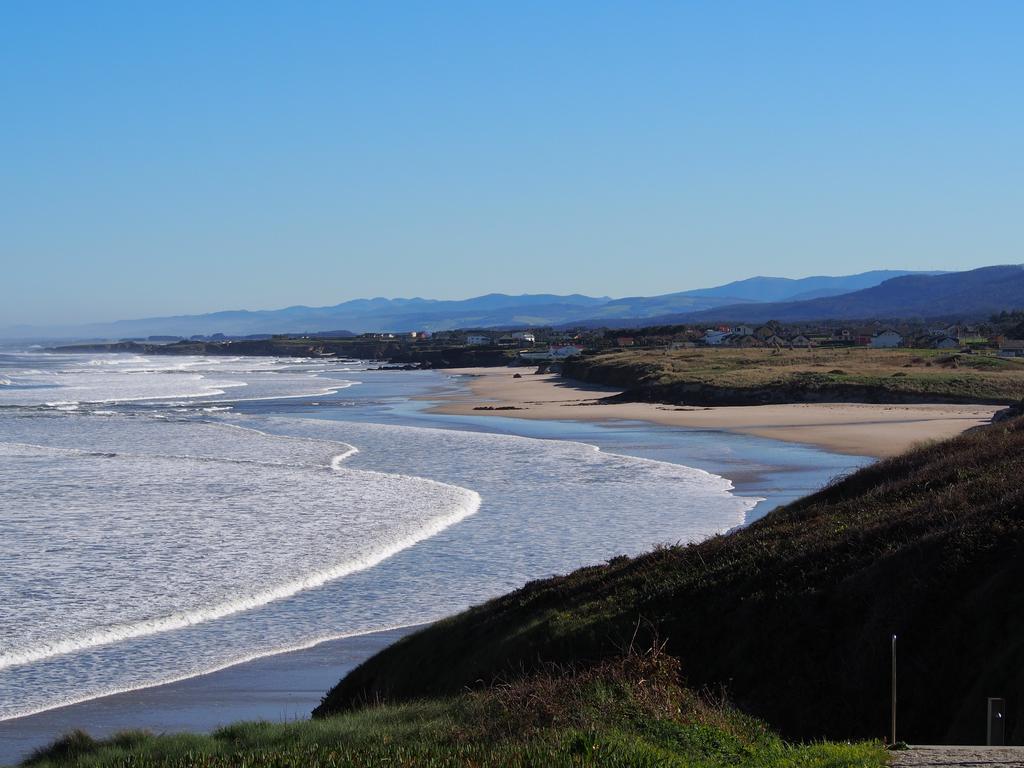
[342,320,1024,358]
[680,322,1014,352]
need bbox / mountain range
[7,267,1024,340]
[613,265,1024,327]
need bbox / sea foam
[0,355,758,722]
[0,424,479,675]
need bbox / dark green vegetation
[21,652,883,768]
[321,416,1024,745]
[993,310,1024,339]
[563,346,1024,405]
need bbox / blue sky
[2,2,1021,326]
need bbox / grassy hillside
[562,347,1024,405]
[319,415,1024,745]
[20,652,883,768]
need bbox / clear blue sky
[2,2,1021,326]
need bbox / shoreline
[0,626,418,765]
[427,367,1002,458]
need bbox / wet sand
[428,367,1002,458]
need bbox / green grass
[321,415,1024,745]
[562,347,1024,404]
[20,652,885,768]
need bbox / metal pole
[891,634,897,745]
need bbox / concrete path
[892,747,1024,767]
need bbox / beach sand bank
[428,367,1002,458]
[0,627,417,766]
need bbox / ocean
[0,349,865,726]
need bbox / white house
[466,334,491,346]
[870,330,904,349]
[551,345,583,358]
[703,330,729,346]
[734,325,754,337]
[511,331,536,344]
[518,345,584,362]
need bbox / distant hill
[675,270,940,303]
[675,265,1024,323]
[2,269,935,339]
[2,294,615,339]
[554,270,933,324]
[580,265,1024,327]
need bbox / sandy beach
[428,367,1003,458]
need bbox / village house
[641,335,674,347]
[870,330,904,349]
[998,340,1024,358]
[511,331,536,344]
[466,334,491,346]
[551,344,584,358]
[520,344,584,361]
[729,334,764,348]
[702,330,729,346]
[790,334,813,348]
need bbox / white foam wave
[0,442,478,672]
[86,356,151,366]
[0,353,359,408]
[0,377,769,722]
[0,622,422,723]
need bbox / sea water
[0,350,765,720]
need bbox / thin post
[891,634,897,745]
